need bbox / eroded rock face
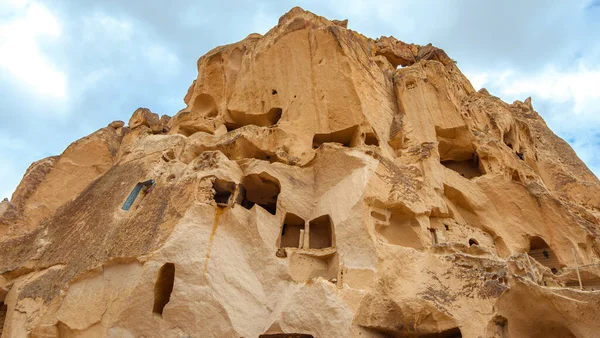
[1,7,600,338]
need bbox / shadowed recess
[312,125,360,149]
[309,214,334,249]
[153,263,175,316]
[528,236,564,273]
[280,213,305,248]
[240,173,280,215]
[192,93,218,117]
[212,178,236,206]
[225,107,282,131]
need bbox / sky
[1,0,599,200]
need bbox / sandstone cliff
[1,7,599,338]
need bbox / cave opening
[240,173,281,215]
[153,263,175,316]
[280,213,306,248]
[312,125,360,149]
[192,93,218,118]
[528,236,563,274]
[225,108,282,132]
[308,215,334,249]
[440,156,482,179]
[212,178,236,206]
[364,131,380,146]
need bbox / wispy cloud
[0,2,66,99]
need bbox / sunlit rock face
[1,7,600,338]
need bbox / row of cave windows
[433,227,562,274]
[213,179,335,250]
[192,92,380,149]
[123,179,560,269]
[123,179,558,266]
[122,175,335,250]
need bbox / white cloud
[466,62,600,119]
[0,2,66,99]
[465,63,600,177]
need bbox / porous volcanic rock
[1,7,600,338]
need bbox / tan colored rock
[108,120,125,129]
[1,6,599,338]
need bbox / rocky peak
[0,6,599,338]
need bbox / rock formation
[1,7,600,338]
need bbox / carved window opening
[312,125,360,149]
[225,108,282,132]
[440,156,482,179]
[240,173,280,215]
[436,126,482,178]
[122,179,155,211]
[153,263,175,316]
[308,215,334,249]
[279,213,306,248]
[375,209,423,249]
[364,131,379,146]
[528,236,563,274]
[212,178,236,206]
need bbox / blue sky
[1,0,599,200]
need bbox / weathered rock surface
[1,7,600,338]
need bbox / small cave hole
[225,107,282,132]
[212,178,236,206]
[516,152,524,161]
[492,316,508,338]
[444,224,450,231]
[192,93,218,118]
[240,173,280,215]
[512,170,521,183]
[279,213,306,248]
[271,89,278,95]
[441,156,482,179]
[309,215,334,249]
[153,263,175,316]
[528,236,564,272]
[469,238,479,246]
[364,132,379,146]
[370,210,387,222]
[312,125,360,149]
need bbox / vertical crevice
[153,263,175,316]
[0,301,6,337]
